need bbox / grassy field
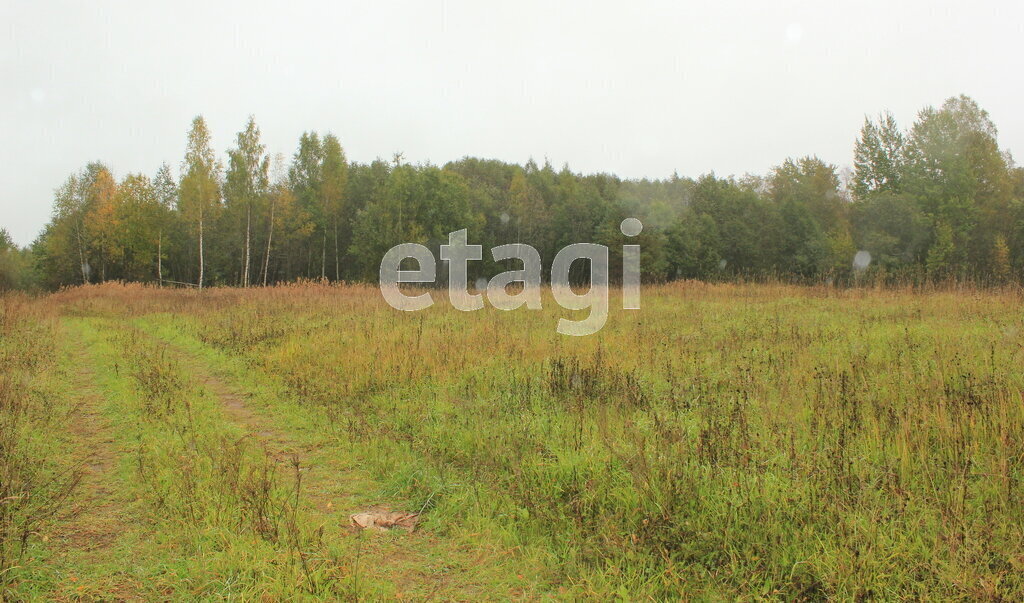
[1,281,1023,600]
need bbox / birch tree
[288,132,324,279]
[52,173,90,283]
[82,165,119,281]
[260,154,294,286]
[153,163,178,285]
[225,116,269,287]
[179,116,220,289]
[320,134,348,281]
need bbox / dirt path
[178,355,344,513]
[26,318,529,599]
[189,361,349,511]
[194,369,296,457]
[147,336,511,598]
[47,343,140,599]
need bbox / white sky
[2,0,1023,246]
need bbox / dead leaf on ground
[349,510,419,532]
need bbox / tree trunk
[261,197,275,287]
[198,216,205,290]
[242,204,251,287]
[334,215,340,281]
[76,221,87,284]
[157,230,163,286]
[320,228,327,281]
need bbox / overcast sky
[2,0,1022,246]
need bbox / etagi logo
[380,218,644,336]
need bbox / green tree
[153,163,178,285]
[179,116,221,289]
[288,132,324,278]
[50,171,90,283]
[0,229,23,290]
[113,173,162,280]
[320,134,349,280]
[851,192,931,270]
[259,155,296,285]
[991,235,1012,283]
[770,156,845,232]
[926,221,956,280]
[664,211,721,279]
[903,96,1012,272]
[688,174,771,274]
[349,164,477,279]
[225,116,269,286]
[903,95,1010,209]
[853,111,905,198]
[82,165,119,281]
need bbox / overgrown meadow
[1,282,1023,599]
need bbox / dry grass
[4,280,1024,598]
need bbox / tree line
[3,94,1023,291]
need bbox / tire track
[47,335,142,600]
[147,333,514,599]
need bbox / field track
[3,282,1024,600]
[25,314,533,600]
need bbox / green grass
[3,281,1024,599]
